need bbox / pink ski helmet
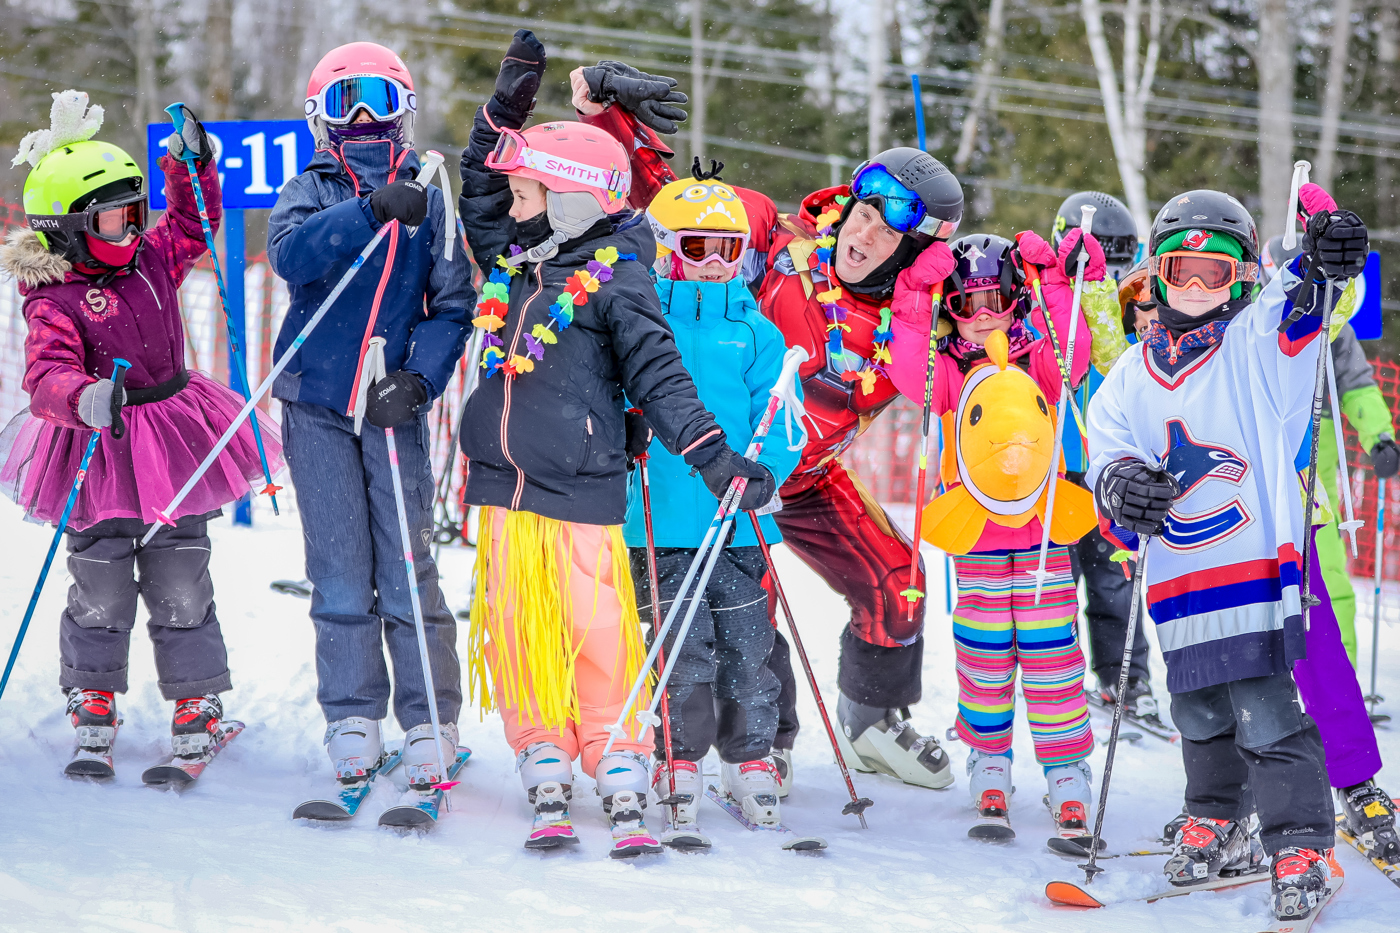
[486,121,631,215]
[305,42,416,148]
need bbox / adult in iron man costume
[569,64,966,790]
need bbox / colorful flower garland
[472,245,632,378]
[810,195,894,396]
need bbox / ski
[293,749,403,821]
[1086,691,1179,743]
[1046,867,1270,908]
[704,783,826,851]
[1334,810,1400,887]
[141,719,245,789]
[607,790,663,859]
[524,781,579,850]
[377,748,471,829]
[1257,862,1344,933]
[660,822,712,850]
[1043,793,1102,858]
[64,719,121,780]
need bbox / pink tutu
[0,371,285,531]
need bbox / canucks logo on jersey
[1160,419,1253,553]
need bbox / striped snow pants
[951,547,1093,768]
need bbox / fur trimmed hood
[0,227,72,288]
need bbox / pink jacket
[888,230,1104,551]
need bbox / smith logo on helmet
[1182,230,1213,250]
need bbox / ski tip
[609,839,664,859]
[1045,880,1105,908]
[432,780,461,791]
[140,766,195,789]
[379,806,436,828]
[782,836,827,852]
[293,801,353,821]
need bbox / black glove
[1095,458,1181,536]
[368,180,428,227]
[166,104,214,171]
[493,29,547,124]
[696,446,777,512]
[624,408,652,470]
[365,371,428,428]
[582,61,689,135]
[1373,436,1400,480]
[1302,209,1369,281]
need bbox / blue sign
[1352,250,1383,340]
[146,119,316,210]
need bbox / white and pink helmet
[305,42,416,148]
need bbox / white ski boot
[967,751,1014,841]
[720,758,783,828]
[771,748,794,798]
[652,758,702,825]
[1045,760,1095,855]
[595,750,652,813]
[835,694,953,789]
[325,716,385,783]
[517,741,574,802]
[403,721,458,789]
[596,752,662,857]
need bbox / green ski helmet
[22,139,146,262]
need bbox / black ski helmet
[853,147,965,245]
[944,233,1024,319]
[1259,234,1303,284]
[1053,191,1139,279]
[1149,190,1260,264]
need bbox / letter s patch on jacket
[82,288,119,322]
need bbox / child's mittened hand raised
[1054,228,1107,282]
[494,29,547,124]
[369,180,428,227]
[165,104,213,171]
[1013,231,1056,270]
[891,240,955,325]
[1303,208,1369,281]
[581,62,689,135]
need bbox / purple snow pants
[1292,528,1383,789]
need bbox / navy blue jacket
[267,139,472,413]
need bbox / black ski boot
[171,695,224,760]
[64,688,119,778]
[1097,676,1165,726]
[1271,847,1333,921]
[1163,816,1261,886]
[1162,804,1190,844]
[1338,779,1400,861]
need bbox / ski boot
[1045,760,1096,854]
[1162,804,1190,844]
[597,752,661,858]
[64,688,119,778]
[325,716,386,783]
[1271,847,1333,921]
[1095,675,1159,717]
[171,695,226,761]
[1163,816,1262,886]
[403,721,459,789]
[835,694,953,789]
[720,758,782,828]
[518,741,574,802]
[771,748,794,798]
[1338,779,1400,862]
[652,758,702,825]
[525,780,579,849]
[967,751,1014,841]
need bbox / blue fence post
[225,207,252,526]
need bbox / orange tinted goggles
[1151,251,1258,293]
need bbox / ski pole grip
[108,358,132,440]
[416,150,446,185]
[1285,160,1311,250]
[772,345,809,400]
[1079,204,1096,238]
[162,103,197,164]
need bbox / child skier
[458,31,769,856]
[0,92,278,777]
[626,163,802,835]
[1087,186,1368,921]
[267,43,472,796]
[886,229,1102,845]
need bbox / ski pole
[0,359,131,704]
[901,286,943,622]
[1283,160,1311,251]
[1081,533,1151,884]
[749,512,874,828]
[1323,329,1364,555]
[1031,205,1095,604]
[431,330,485,560]
[602,347,808,757]
[139,151,448,547]
[1017,251,1088,437]
[1299,274,1341,630]
[164,103,282,515]
[1367,476,1388,719]
[911,73,927,151]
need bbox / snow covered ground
[1,498,1398,932]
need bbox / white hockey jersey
[1087,263,1330,694]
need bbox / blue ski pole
[0,359,131,703]
[164,103,281,515]
[911,73,927,151]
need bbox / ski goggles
[485,128,630,201]
[28,191,149,243]
[1150,251,1258,293]
[946,286,1017,322]
[676,230,747,269]
[849,162,959,239]
[307,75,415,124]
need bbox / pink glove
[1014,230,1056,269]
[1298,182,1337,219]
[1052,228,1107,284]
[891,241,955,326]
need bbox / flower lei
[811,195,894,396]
[472,245,632,378]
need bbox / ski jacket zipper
[500,264,546,509]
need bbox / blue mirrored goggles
[850,162,958,239]
[316,76,412,123]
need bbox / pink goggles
[485,128,630,200]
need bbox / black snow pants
[630,545,780,764]
[1171,671,1335,855]
[60,516,231,700]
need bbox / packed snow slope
[1,498,1397,932]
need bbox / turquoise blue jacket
[623,278,803,549]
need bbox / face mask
[83,232,140,269]
[515,212,553,251]
[329,119,403,145]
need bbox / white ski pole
[1031,204,1094,604]
[1299,275,1341,631]
[1323,339,1364,554]
[1368,476,1388,719]
[1283,160,1311,251]
[141,151,448,546]
[601,346,808,756]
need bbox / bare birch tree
[1313,0,1354,190]
[953,0,1007,174]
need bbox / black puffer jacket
[459,105,722,525]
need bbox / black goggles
[29,192,149,243]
